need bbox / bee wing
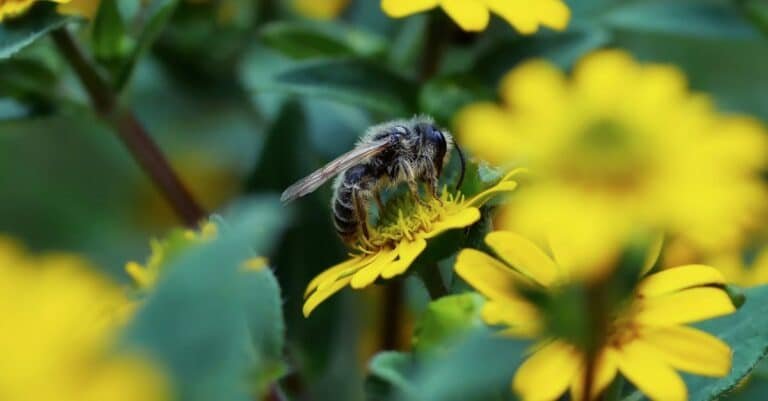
[280,139,390,203]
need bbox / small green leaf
[91,0,131,66]
[413,293,485,355]
[242,58,417,117]
[0,3,69,59]
[366,352,416,401]
[260,21,387,59]
[115,0,179,88]
[602,1,759,39]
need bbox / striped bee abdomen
[332,164,374,244]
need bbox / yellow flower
[381,0,570,33]
[292,0,350,20]
[0,0,99,21]
[302,171,519,317]
[455,231,736,401]
[709,246,768,287]
[126,221,267,290]
[0,235,169,401]
[457,50,768,268]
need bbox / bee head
[416,121,466,192]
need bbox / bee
[281,116,466,245]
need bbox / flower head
[0,0,98,21]
[381,0,569,33]
[0,235,169,401]
[457,50,768,268]
[126,221,266,290]
[455,231,736,401]
[302,172,519,317]
[292,0,350,20]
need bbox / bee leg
[353,189,371,240]
[409,181,428,206]
[425,179,443,206]
[374,191,385,213]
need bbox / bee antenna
[454,142,466,192]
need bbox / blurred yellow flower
[0,235,169,401]
[292,0,350,20]
[457,50,768,269]
[57,0,100,18]
[381,0,570,33]
[0,0,99,21]
[126,221,267,290]
[455,231,735,401]
[303,171,519,317]
[710,246,768,287]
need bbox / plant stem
[419,264,448,300]
[381,280,405,350]
[50,27,205,227]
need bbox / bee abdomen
[333,184,359,242]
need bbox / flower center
[556,118,650,194]
[359,188,465,252]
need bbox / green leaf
[412,293,486,355]
[472,27,611,84]
[406,329,529,401]
[622,285,768,401]
[602,1,760,39]
[91,0,131,65]
[366,351,416,401]
[115,0,179,88]
[0,3,69,59]
[241,58,418,117]
[419,74,494,126]
[124,197,287,401]
[260,21,387,59]
[737,0,768,36]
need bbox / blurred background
[1,0,768,400]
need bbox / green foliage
[0,3,68,59]
[260,21,387,59]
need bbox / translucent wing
[280,139,390,203]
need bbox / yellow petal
[439,0,490,31]
[639,326,731,377]
[481,300,541,337]
[535,0,570,31]
[570,349,618,401]
[636,287,736,326]
[303,276,353,317]
[305,255,369,297]
[381,0,438,17]
[513,341,580,401]
[350,247,399,289]
[455,249,531,303]
[243,256,268,271]
[614,341,687,401]
[637,265,725,297]
[381,238,427,278]
[485,231,558,286]
[485,0,539,34]
[423,208,480,239]
[466,181,518,207]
